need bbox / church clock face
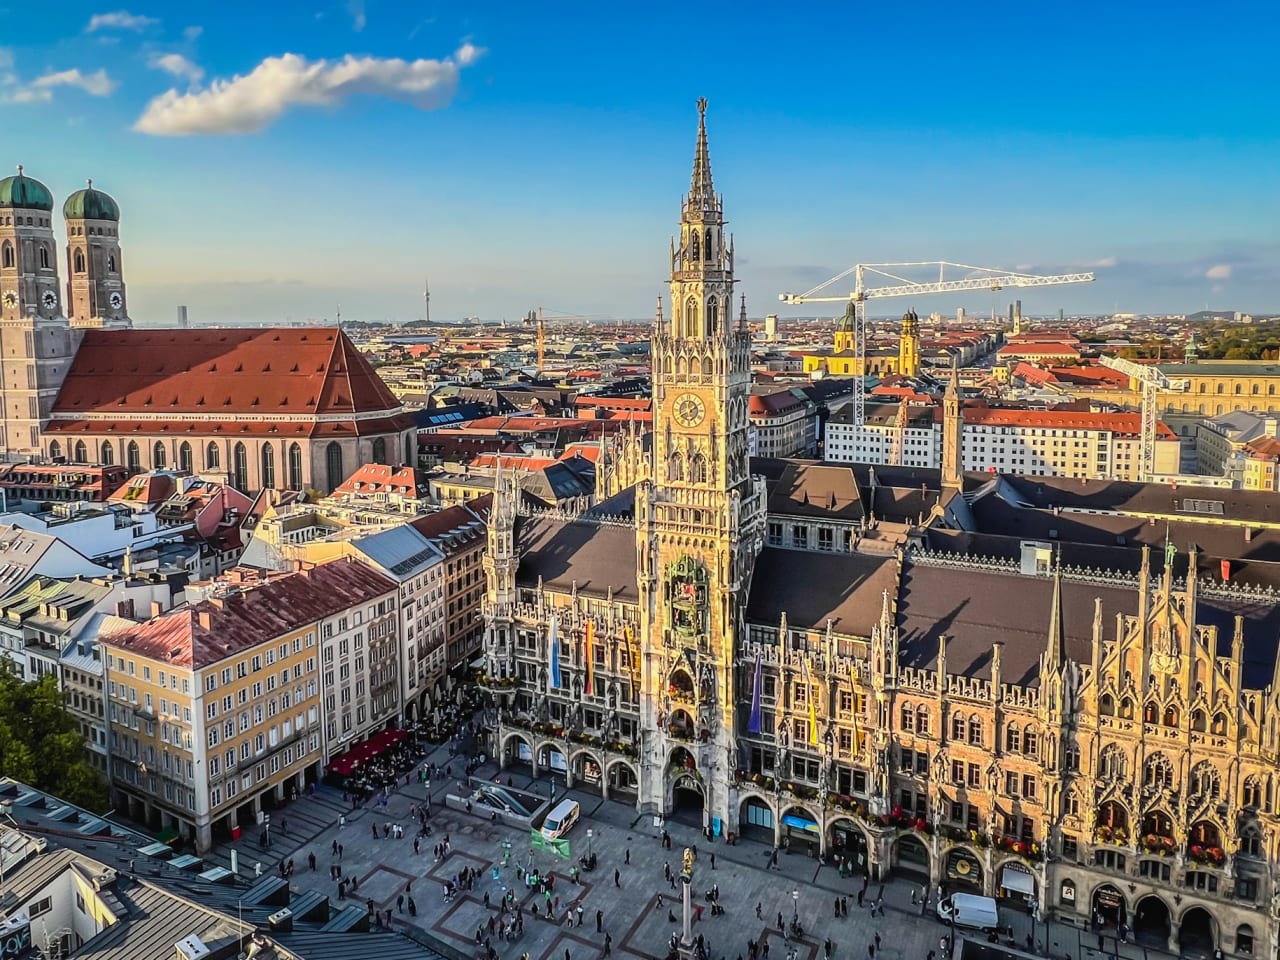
[41,290,57,309]
[109,292,123,309]
[672,392,706,428]
[1,291,16,308]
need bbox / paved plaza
[189,742,1178,960]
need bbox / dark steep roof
[895,559,1138,687]
[746,548,897,637]
[515,515,638,601]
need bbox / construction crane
[523,307,615,377]
[1099,355,1189,482]
[780,262,1095,429]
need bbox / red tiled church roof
[51,328,401,418]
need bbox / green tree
[0,671,108,810]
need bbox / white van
[936,893,999,931]
[540,799,580,841]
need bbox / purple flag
[747,652,762,734]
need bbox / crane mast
[781,261,1095,430]
[1099,356,1188,482]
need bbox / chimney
[1220,559,1231,581]
[149,600,163,618]
[198,610,213,630]
[116,598,135,619]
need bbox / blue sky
[3,1,1277,326]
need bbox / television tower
[424,277,431,324]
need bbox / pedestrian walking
[857,890,864,909]
[596,909,603,933]
[824,938,832,960]
[841,897,848,917]
[308,852,316,871]
[874,934,881,952]
[756,903,763,920]
[625,849,631,865]
[397,894,405,913]
[867,945,874,959]
[604,933,613,957]
[834,898,840,918]
[614,868,621,888]
[710,853,716,870]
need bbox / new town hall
[482,103,1280,960]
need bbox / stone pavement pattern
[196,744,1170,960]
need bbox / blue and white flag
[747,652,763,734]
[548,614,562,690]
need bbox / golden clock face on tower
[672,392,706,428]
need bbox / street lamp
[587,829,593,861]
[792,888,798,922]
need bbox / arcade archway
[945,847,983,890]
[739,795,774,844]
[1091,884,1126,929]
[1133,895,1170,949]
[537,744,567,780]
[828,818,869,874]
[892,834,931,884]
[670,773,705,824]
[1178,907,1216,957]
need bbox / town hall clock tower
[635,99,767,830]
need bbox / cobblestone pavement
[194,742,1177,960]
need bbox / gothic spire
[688,97,716,212]
[1046,562,1065,665]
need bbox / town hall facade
[481,102,1280,960]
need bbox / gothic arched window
[1242,775,1264,810]
[325,442,344,492]
[1,241,12,268]
[206,442,220,469]
[690,454,706,484]
[1144,752,1174,790]
[1099,743,1127,781]
[1163,704,1179,727]
[1189,761,1220,800]
[232,442,248,491]
[260,443,275,489]
[707,296,718,337]
[1005,723,1020,753]
[126,441,140,471]
[705,228,713,260]
[951,714,965,741]
[107,251,117,272]
[38,246,49,269]
[152,442,166,469]
[967,715,982,746]
[100,441,114,466]
[288,442,303,490]
[916,705,929,735]
[73,440,86,462]
[178,442,192,473]
[49,440,61,460]
[684,297,698,338]
[690,231,700,262]
[371,437,386,465]
[73,248,85,273]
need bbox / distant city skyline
[3,2,1277,326]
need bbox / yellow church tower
[898,308,921,377]
[635,99,767,828]
[833,300,856,353]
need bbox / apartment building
[100,558,397,851]
[410,500,489,678]
[748,388,818,458]
[825,402,1181,480]
[315,562,400,754]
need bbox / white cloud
[348,0,366,31]
[86,10,159,32]
[1204,264,1232,280]
[1085,256,1118,269]
[134,44,484,136]
[150,52,204,85]
[183,25,203,41]
[6,67,116,102]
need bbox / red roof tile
[52,328,402,418]
[100,557,396,669]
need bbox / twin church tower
[0,169,130,455]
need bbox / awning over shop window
[1000,865,1035,895]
